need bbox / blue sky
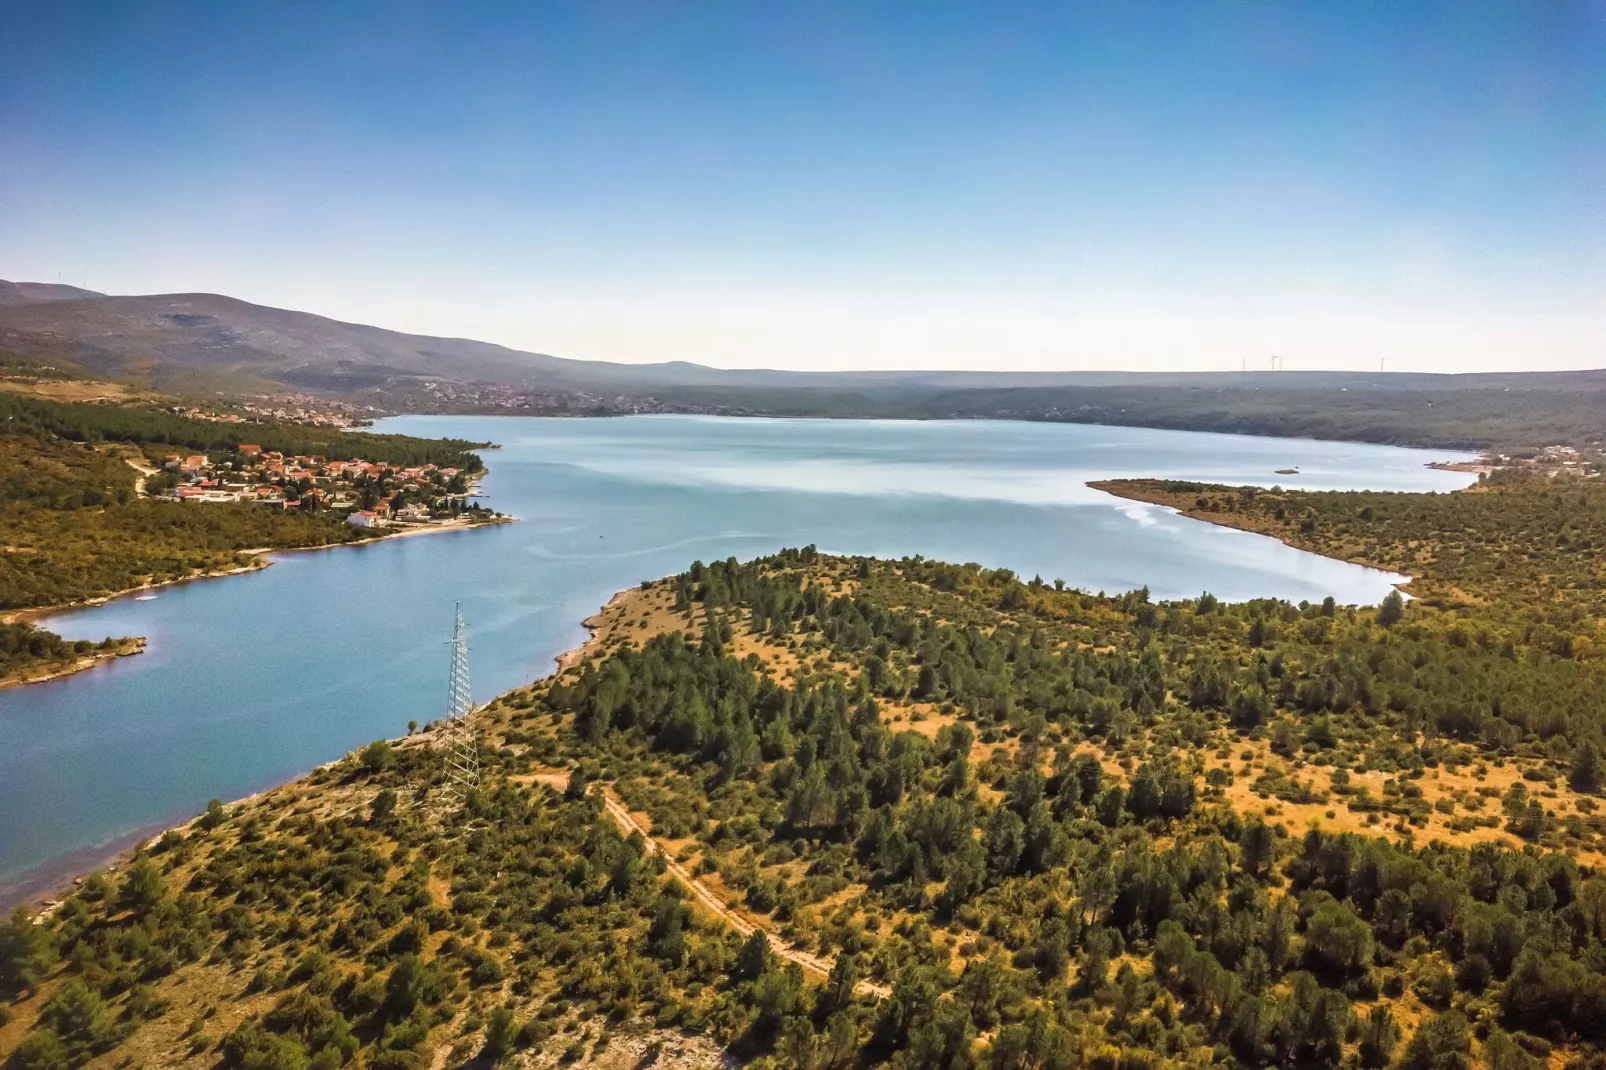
[2,1,1601,371]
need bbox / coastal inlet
[0,415,1475,902]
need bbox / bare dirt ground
[554,582,696,675]
[1204,737,1605,865]
[509,1022,734,1070]
[0,376,132,402]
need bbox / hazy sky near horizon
[2,2,1602,373]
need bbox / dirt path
[123,456,157,496]
[530,772,889,999]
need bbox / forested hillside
[0,395,491,686]
[0,430,375,614]
[5,486,1605,1069]
[1093,476,1606,650]
[0,395,486,472]
[907,384,1606,452]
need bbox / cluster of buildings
[1533,445,1595,468]
[388,379,684,416]
[156,446,473,527]
[172,395,376,429]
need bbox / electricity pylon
[436,602,480,813]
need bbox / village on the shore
[150,444,488,528]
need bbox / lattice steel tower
[437,602,481,811]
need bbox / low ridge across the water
[4,281,1606,450]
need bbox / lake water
[0,416,1475,901]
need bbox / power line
[436,602,480,813]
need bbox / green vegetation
[470,379,1606,453]
[0,353,85,381]
[528,549,1606,1066]
[1095,475,1606,650]
[537,373,1606,453]
[6,487,1606,1067]
[0,394,492,684]
[0,623,127,682]
[0,429,371,615]
[0,394,486,472]
[906,383,1606,452]
[8,288,1606,451]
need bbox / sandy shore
[1428,458,1497,477]
[1089,479,1418,598]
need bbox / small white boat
[134,595,157,601]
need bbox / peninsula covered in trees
[0,388,500,688]
[3,462,1604,1069]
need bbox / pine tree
[1377,590,1405,627]
[1570,741,1602,794]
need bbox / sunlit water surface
[0,416,1474,899]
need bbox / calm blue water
[0,416,1474,900]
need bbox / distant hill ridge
[1,280,1602,450]
[0,280,106,306]
[2,278,1602,394]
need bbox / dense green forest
[0,395,486,471]
[1094,475,1606,650]
[5,494,1605,1068]
[467,380,1606,453]
[901,385,1606,452]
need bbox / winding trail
[530,772,890,999]
[123,456,157,496]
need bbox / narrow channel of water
[0,417,1475,901]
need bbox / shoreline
[0,460,1469,911]
[394,409,1510,456]
[4,752,359,913]
[0,637,146,692]
[6,571,601,913]
[552,589,632,674]
[1088,478,1418,594]
[1,517,511,690]
[3,512,513,636]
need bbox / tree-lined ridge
[5,497,1605,1068]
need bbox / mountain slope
[7,280,1604,398]
[0,286,933,394]
[0,291,578,392]
[0,281,105,306]
[2,282,1603,451]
